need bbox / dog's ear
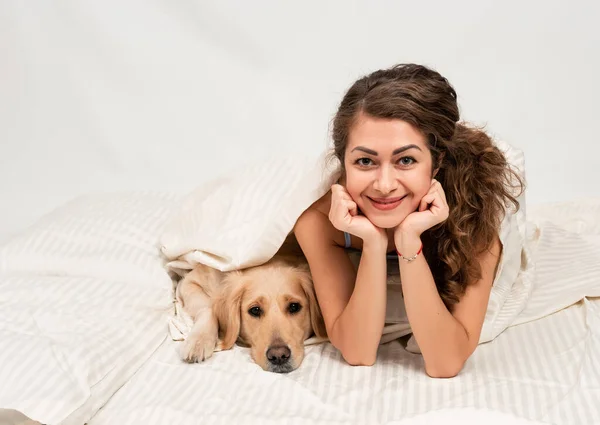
[213,271,245,350]
[296,265,327,339]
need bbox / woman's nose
[373,167,396,194]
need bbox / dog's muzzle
[266,344,293,373]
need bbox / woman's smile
[367,195,407,211]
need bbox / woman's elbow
[342,351,377,367]
[327,321,378,366]
[330,336,377,366]
[337,337,378,366]
[425,359,465,379]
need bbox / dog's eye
[248,306,262,317]
[288,303,302,314]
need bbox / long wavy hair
[330,63,524,310]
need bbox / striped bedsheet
[88,297,599,425]
[0,191,598,425]
[0,192,180,424]
[87,199,600,425]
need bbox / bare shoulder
[294,192,343,247]
[294,203,333,246]
[311,190,333,216]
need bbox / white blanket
[0,192,179,425]
[89,297,600,425]
[159,143,598,349]
[2,191,598,425]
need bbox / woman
[294,63,523,378]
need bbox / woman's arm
[331,237,388,365]
[395,232,500,379]
[294,209,388,366]
[394,179,500,378]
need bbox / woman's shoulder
[296,189,332,219]
[294,191,346,249]
[312,190,333,216]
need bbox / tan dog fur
[177,238,326,373]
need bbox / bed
[3,1,600,423]
[88,297,600,425]
[0,190,598,425]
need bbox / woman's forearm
[331,239,388,365]
[396,233,470,377]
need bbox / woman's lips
[368,195,406,211]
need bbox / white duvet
[89,196,600,425]
[0,192,179,425]
[87,297,600,425]
[0,187,599,424]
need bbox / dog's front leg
[177,268,221,363]
[181,305,219,363]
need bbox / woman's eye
[288,303,302,314]
[248,306,262,317]
[356,158,373,167]
[398,157,416,166]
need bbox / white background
[1,0,599,242]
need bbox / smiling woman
[340,117,433,230]
[294,63,524,377]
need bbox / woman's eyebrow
[351,144,422,156]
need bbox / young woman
[294,63,523,378]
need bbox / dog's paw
[180,331,218,363]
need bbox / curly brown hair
[330,63,524,310]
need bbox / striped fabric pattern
[88,298,600,425]
[87,200,600,425]
[0,275,172,424]
[159,150,338,273]
[516,221,600,325]
[0,192,181,286]
[0,192,180,424]
[1,190,599,425]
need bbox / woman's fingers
[419,192,435,212]
[432,179,449,207]
[431,179,448,206]
[329,185,359,230]
[419,188,447,214]
[428,180,450,219]
[345,199,358,216]
[332,184,353,202]
[331,184,356,214]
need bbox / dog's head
[214,259,326,373]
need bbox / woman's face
[343,113,434,229]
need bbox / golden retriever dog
[177,238,326,373]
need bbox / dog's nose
[266,345,291,365]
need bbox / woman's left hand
[395,179,449,239]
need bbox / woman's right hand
[328,184,386,244]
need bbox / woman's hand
[395,179,449,241]
[329,184,386,245]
